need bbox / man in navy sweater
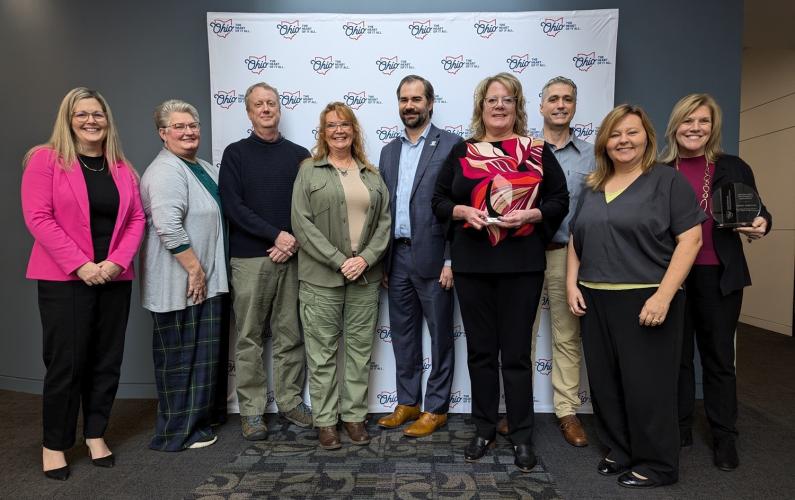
[219,82,312,440]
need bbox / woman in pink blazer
[21,87,145,481]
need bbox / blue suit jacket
[379,124,463,279]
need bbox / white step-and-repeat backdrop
[207,10,618,414]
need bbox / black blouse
[79,155,119,262]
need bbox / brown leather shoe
[404,412,448,438]
[559,414,588,447]
[377,404,420,429]
[343,421,371,445]
[318,426,342,450]
[497,416,509,436]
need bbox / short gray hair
[154,99,199,130]
[245,82,280,111]
[540,76,578,102]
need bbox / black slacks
[678,265,742,441]
[579,286,684,485]
[455,271,543,445]
[38,279,131,450]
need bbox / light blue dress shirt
[549,132,596,244]
[393,123,431,238]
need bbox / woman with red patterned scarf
[433,72,569,472]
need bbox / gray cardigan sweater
[139,148,228,313]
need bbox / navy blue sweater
[219,133,310,258]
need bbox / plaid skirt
[149,295,224,451]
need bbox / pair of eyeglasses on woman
[164,122,201,132]
[484,96,518,108]
[325,121,353,131]
[73,111,107,122]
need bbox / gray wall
[0,0,743,397]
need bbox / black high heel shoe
[89,451,115,468]
[44,465,70,481]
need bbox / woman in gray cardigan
[139,100,228,451]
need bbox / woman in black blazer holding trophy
[661,93,772,472]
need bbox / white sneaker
[188,434,218,449]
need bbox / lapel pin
[430,140,437,147]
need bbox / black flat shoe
[617,471,658,488]
[513,444,537,472]
[597,458,626,476]
[44,465,70,481]
[91,453,115,468]
[714,439,739,471]
[680,429,693,447]
[464,436,494,462]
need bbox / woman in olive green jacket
[291,102,391,450]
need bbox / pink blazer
[21,147,145,281]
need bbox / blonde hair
[23,87,128,171]
[589,104,657,191]
[469,72,528,141]
[311,102,375,172]
[660,93,723,164]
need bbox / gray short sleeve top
[571,164,707,284]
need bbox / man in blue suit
[377,75,462,437]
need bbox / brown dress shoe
[343,421,371,445]
[559,414,588,447]
[404,412,448,437]
[497,416,509,436]
[377,404,421,429]
[318,426,342,450]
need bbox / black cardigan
[696,154,772,295]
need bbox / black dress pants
[678,265,742,442]
[455,272,543,445]
[38,280,131,450]
[580,286,684,485]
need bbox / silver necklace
[332,158,355,177]
[78,155,106,172]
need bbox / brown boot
[497,416,509,436]
[559,414,588,447]
[404,412,447,438]
[343,421,371,445]
[318,426,342,450]
[377,404,420,429]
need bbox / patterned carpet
[190,414,562,499]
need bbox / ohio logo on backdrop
[310,56,349,75]
[209,18,249,38]
[407,19,448,40]
[227,360,236,377]
[506,53,545,74]
[213,90,244,109]
[377,390,399,408]
[539,17,581,37]
[342,20,383,40]
[275,19,316,40]
[422,357,432,372]
[540,294,550,310]
[343,91,382,110]
[451,322,466,340]
[266,390,276,407]
[377,324,392,343]
[369,361,383,372]
[473,18,513,38]
[375,56,415,76]
[449,390,472,408]
[244,55,283,75]
[444,125,472,139]
[279,90,317,110]
[573,122,596,141]
[376,125,401,144]
[536,358,553,376]
[578,390,591,405]
[440,55,479,75]
[572,51,612,72]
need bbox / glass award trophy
[485,174,512,224]
[711,182,762,228]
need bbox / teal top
[170,159,224,254]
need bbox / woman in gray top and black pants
[566,105,704,488]
[139,100,228,451]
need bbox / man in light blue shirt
[378,75,462,437]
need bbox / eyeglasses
[325,121,353,131]
[484,96,518,108]
[164,122,201,132]
[73,111,107,122]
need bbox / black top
[219,133,310,258]
[79,155,119,262]
[432,139,569,274]
[571,164,706,284]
